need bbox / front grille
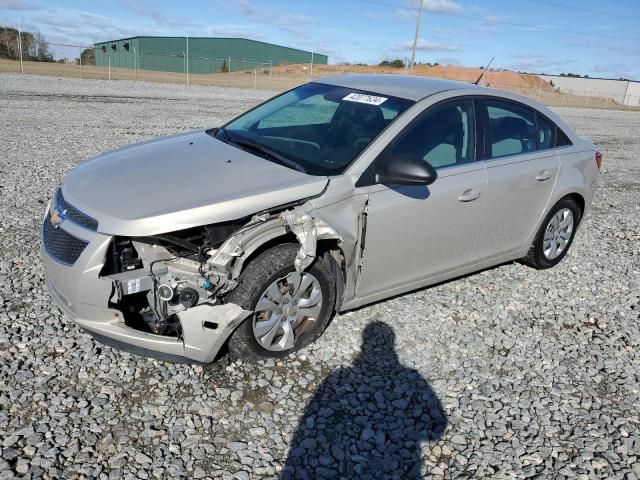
[43,211,89,265]
[55,188,98,231]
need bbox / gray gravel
[1,73,639,479]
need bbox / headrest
[497,116,528,139]
[434,106,463,128]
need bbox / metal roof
[315,74,484,101]
[93,36,324,59]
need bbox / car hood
[62,130,328,236]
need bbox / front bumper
[42,202,250,363]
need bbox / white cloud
[29,10,132,45]
[483,15,506,24]
[520,24,555,32]
[201,24,261,39]
[395,38,460,52]
[424,0,464,14]
[221,0,317,39]
[508,56,567,72]
[20,4,259,50]
[117,0,193,28]
[394,0,464,22]
[0,0,41,11]
[277,14,313,36]
[393,9,417,21]
[236,0,262,17]
[591,63,639,80]
[610,46,640,57]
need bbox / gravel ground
[1,74,639,479]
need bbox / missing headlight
[101,237,143,276]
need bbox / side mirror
[376,154,438,187]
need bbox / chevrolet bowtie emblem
[50,209,62,228]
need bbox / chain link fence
[1,43,639,111]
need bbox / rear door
[472,99,560,260]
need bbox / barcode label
[127,279,141,294]
[343,93,388,106]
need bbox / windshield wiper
[219,129,307,174]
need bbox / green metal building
[94,37,328,74]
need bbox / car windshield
[215,83,414,176]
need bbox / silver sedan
[41,75,601,363]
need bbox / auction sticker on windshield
[342,93,388,106]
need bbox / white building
[539,75,640,107]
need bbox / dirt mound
[271,63,553,91]
[411,65,550,90]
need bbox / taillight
[595,150,602,170]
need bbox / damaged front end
[99,207,340,361]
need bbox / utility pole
[186,36,189,85]
[409,0,424,70]
[17,18,24,74]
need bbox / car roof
[314,74,484,101]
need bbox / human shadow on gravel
[282,321,447,480]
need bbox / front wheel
[225,244,336,362]
[522,197,582,269]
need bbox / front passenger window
[392,100,475,169]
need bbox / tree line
[378,60,440,68]
[0,25,53,62]
[338,60,442,68]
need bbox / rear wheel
[522,197,581,269]
[226,244,335,362]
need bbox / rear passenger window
[536,114,555,150]
[392,99,475,169]
[487,100,537,158]
[556,127,572,147]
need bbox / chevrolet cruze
[42,75,601,362]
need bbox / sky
[1,0,639,80]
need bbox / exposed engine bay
[101,208,341,339]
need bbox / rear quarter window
[556,127,572,147]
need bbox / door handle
[536,170,552,181]
[458,189,481,202]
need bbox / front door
[356,98,487,298]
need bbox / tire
[225,243,336,362]
[522,197,582,269]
